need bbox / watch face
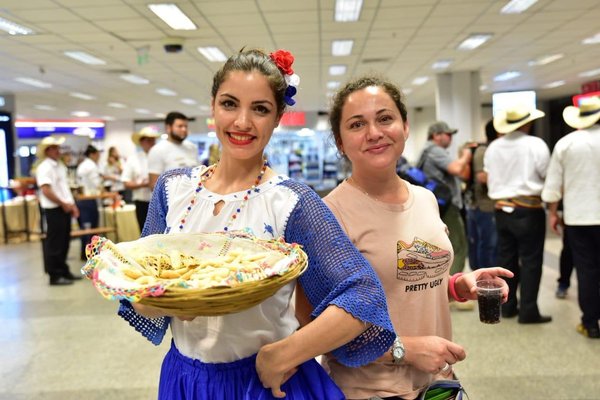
[392,338,405,363]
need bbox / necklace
[347,175,404,203]
[177,158,268,232]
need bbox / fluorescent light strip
[15,121,105,128]
[71,111,91,117]
[156,88,177,96]
[412,76,429,86]
[135,108,151,114]
[197,46,227,62]
[542,80,565,89]
[432,59,452,70]
[148,3,197,30]
[0,16,34,35]
[120,74,150,85]
[528,53,563,66]
[108,102,127,108]
[500,0,538,14]
[579,68,600,78]
[327,81,340,90]
[34,105,56,111]
[64,51,106,65]
[181,98,197,105]
[329,65,347,76]
[70,92,96,100]
[335,0,363,22]
[582,32,600,45]
[494,71,521,81]
[332,40,353,56]
[15,77,52,88]
[457,34,492,50]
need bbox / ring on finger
[440,362,451,373]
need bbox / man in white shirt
[76,145,103,260]
[484,105,551,324]
[35,136,80,285]
[121,128,160,231]
[542,97,600,338]
[147,111,198,189]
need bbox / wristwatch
[391,336,405,365]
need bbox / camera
[163,37,184,53]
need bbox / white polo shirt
[35,158,75,209]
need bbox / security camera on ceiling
[163,37,184,53]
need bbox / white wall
[102,119,136,163]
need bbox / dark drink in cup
[476,280,502,324]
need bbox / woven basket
[82,232,308,316]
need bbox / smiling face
[338,85,409,173]
[211,70,281,162]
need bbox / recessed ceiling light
[332,40,354,56]
[148,3,197,30]
[64,51,106,65]
[432,59,453,70]
[15,77,52,88]
[528,54,563,66]
[500,0,538,14]
[181,98,197,105]
[582,32,600,45]
[329,65,347,76]
[156,88,177,96]
[70,92,96,100]
[335,0,363,22]
[135,108,151,114]
[108,102,127,108]
[197,46,227,62]
[412,76,429,86]
[155,113,166,119]
[120,74,150,85]
[457,34,493,51]
[0,16,34,35]
[34,105,56,111]
[494,71,521,81]
[579,68,600,78]
[327,81,340,89]
[102,116,116,121]
[542,80,565,89]
[71,111,91,117]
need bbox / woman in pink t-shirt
[308,76,514,400]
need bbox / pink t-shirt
[323,180,454,400]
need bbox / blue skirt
[159,341,345,400]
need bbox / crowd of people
[32,46,599,399]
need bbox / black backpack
[396,153,453,217]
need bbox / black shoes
[577,323,600,339]
[65,272,83,280]
[518,315,552,324]
[50,277,74,286]
[502,307,519,318]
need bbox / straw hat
[493,105,545,134]
[132,127,161,145]
[37,136,65,158]
[563,96,600,130]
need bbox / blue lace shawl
[118,168,395,367]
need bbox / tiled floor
[0,234,598,399]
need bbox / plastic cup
[476,280,502,324]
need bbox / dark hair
[211,48,288,116]
[329,75,408,150]
[165,111,188,126]
[84,145,98,157]
[484,119,497,144]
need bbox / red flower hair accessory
[269,49,300,106]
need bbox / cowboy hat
[493,105,545,134]
[37,136,66,158]
[132,127,161,145]
[563,96,600,130]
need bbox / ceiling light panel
[108,102,127,108]
[579,68,600,78]
[528,54,563,66]
[329,65,347,76]
[70,92,96,100]
[197,46,227,62]
[15,77,52,88]
[148,4,197,30]
[0,16,34,35]
[457,34,493,51]
[494,71,521,81]
[335,0,363,22]
[542,80,565,89]
[582,32,600,45]
[432,59,453,70]
[500,0,538,14]
[332,40,354,56]
[156,88,177,96]
[120,74,150,85]
[181,98,197,105]
[412,76,429,85]
[64,51,106,65]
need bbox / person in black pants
[35,136,81,285]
